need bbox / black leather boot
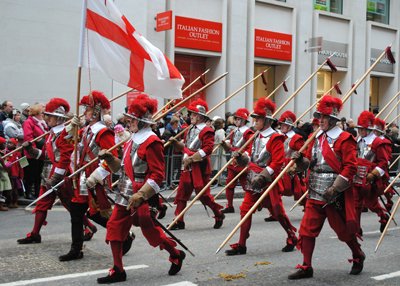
[97,266,127,284]
[168,250,186,276]
[288,266,313,280]
[225,243,247,256]
[59,249,83,262]
[168,221,185,230]
[17,233,41,244]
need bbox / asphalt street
[0,189,399,286]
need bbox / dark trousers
[24,159,44,197]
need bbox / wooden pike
[376,90,400,118]
[389,154,400,169]
[383,97,400,122]
[375,196,400,252]
[387,112,400,127]
[154,72,229,122]
[216,46,395,254]
[153,68,211,118]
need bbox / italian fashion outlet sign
[175,16,222,52]
[255,29,292,61]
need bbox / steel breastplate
[132,141,148,180]
[308,136,339,202]
[41,160,53,185]
[53,139,61,162]
[357,140,376,162]
[79,173,88,196]
[284,136,294,158]
[251,134,271,167]
[232,129,244,148]
[354,140,375,186]
[115,173,133,206]
[85,135,100,161]
[186,126,201,151]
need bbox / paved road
[1,191,400,286]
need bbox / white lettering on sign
[177,24,220,36]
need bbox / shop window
[254,64,275,102]
[316,71,332,99]
[314,0,343,14]
[367,0,390,24]
[369,77,380,112]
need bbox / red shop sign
[156,10,172,32]
[254,29,292,61]
[175,16,222,52]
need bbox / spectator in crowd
[114,124,130,145]
[22,103,47,199]
[211,117,226,179]
[162,116,182,188]
[20,103,30,123]
[115,113,126,128]
[225,115,235,137]
[0,101,14,122]
[3,109,24,140]
[4,138,23,207]
[346,118,357,137]
[0,137,11,211]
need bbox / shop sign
[156,10,172,32]
[370,48,395,73]
[175,16,222,52]
[317,40,348,68]
[254,29,292,61]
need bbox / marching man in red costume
[97,94,185,284]
[59,91,133,262]
[288,96,364,280]
[278,111,306,203]
[373,117,395,211]
[220,108,254,213]
[353,111,390,233]
[17,98,77,244]
[169,99,225,230]
[225,98,298,256]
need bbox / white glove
[65,115,81,135]
[86,167,109,189]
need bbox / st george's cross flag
[81,0,184,99]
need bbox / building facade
[1,0,399,123]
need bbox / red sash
[320,134,341,173]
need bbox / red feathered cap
[357,111,375,129]
[278,110,296,126]
[125,92,158,124]
[80,90,110,110]
[234,108,250,121]
[373,117,386,133]
[314,95,343,120]
[7,138,17,145]
[44,98,70,118]
[251,98,276,119]
[187,99,209,118]
[0,137,6,145]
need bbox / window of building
[367,0,390,24]
[314,0,343,14]
[254,64,275,102]
[316,71,332,99]
[369,77,380,112]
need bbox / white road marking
[162,282,198,286]
[0,264,148,286]
[372,270,400,280]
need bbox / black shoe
[168,221,185,230]
[59,250,83,262]
[288,266,313,280]
[221,206,235,214]
[264,215,277,222]
[282,236,298,252]
[97,266,127,284]
[122,231,135,256]
[83,224,98,241]
[225,244,247,256]
[157,205,168,220]
[213,213,225,229]
[380,214,389,233]
[349,251,365,275]
[17,233,41,244]
[168,250,186,275]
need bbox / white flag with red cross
[81,0,184,99]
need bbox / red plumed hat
[278,110,296,126]
[0,137,6,145]
[187,99,209,118]
[251,98,276,119]
[314,95,343,120]
[125,92,158,124]
[373,117,386,133]
[234,108,250,121]
[44,98,70,118]
[80,90,110,110]
[357,111,375,129]
[8,138,17,145]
